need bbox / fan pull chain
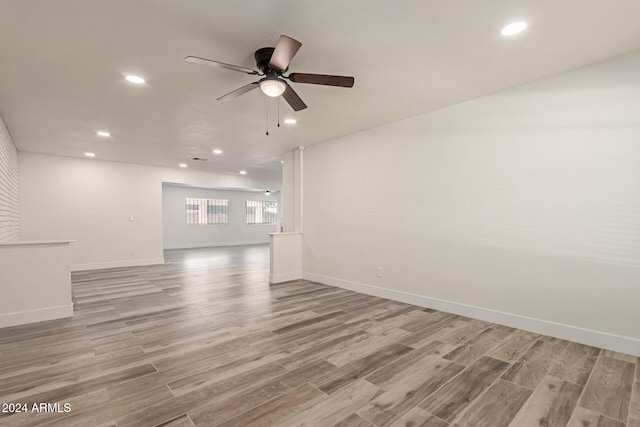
[265,96,269,136]
[277,96,280,127]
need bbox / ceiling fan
[185,35,355,111]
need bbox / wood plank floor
[0,245,637,426]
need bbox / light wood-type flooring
[1,245,638,426]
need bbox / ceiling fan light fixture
[259,78,286,97]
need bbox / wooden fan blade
[185,56,259,75]
[288,73,354,88]
[282,83,307,111]
[217,82,260,101]
[269,35,302,72]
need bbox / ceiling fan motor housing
[255,47,286,74]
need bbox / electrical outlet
[376,267,382,278]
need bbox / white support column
[293,146,304,233]
[270,146,304,284]
[280,151,295,232]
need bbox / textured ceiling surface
[1,0,640,181]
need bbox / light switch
[129,215,134,221]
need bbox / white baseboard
[303,272,640,357]
[0,304,74,328]
[270,271,303,284]
[164,241,269,250]
[71,257,165,272]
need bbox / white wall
[0,241,73,327]
[162,184,279,249]
[19,152,280,271]
[0,115,19,242]
[301,52,640,354]
[270,232,302,284]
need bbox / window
[246,200,278,224]
[186,198,229,225]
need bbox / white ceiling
[1,0,640,182]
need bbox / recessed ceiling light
[85,152,95,157]
[179,163,188,168]
[280,160,284,164]
[239,170,247,175]
[96,131,110,137]
[284,118,297,125]
[501,21,527,36]
[125,75,145,84]
[212,149,223,155]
